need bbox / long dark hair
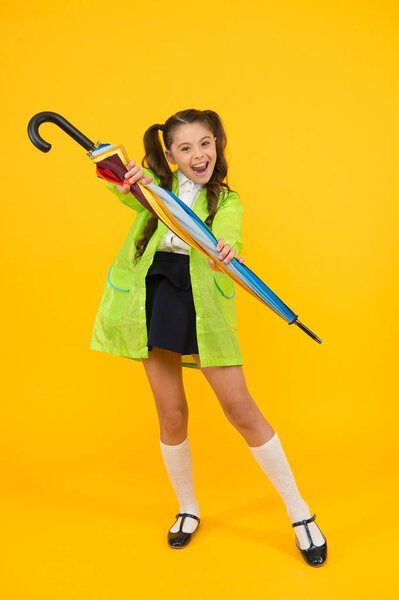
[133,109,230,263]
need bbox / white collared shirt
[157,169,204,255]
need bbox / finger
[210,264,221,272]
[123,162,135,176]
[216,238,224,252]
[141,176,153,185]
[125,165,140,180]
[238,256,245,263]
[116,184,130,194]
[218,244,231,261]
[222,248,236,264]
[127,170,144,185]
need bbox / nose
[193,146,204,159]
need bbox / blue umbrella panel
[145,183,322,344]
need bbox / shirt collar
[177,168,203,189]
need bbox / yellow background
[2,0,398,597]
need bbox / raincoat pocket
[213,270,235,299]
[99,265,135,322]
[107,265,133,292]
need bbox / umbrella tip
[292,319,322,343]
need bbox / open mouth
[191,161,209,177]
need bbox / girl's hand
[115,159,153,194]
[208,238,245,271]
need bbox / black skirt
[145,251,199,355]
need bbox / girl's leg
[190,354,274,446]
[142,346,199,533]
[190,355,325,549]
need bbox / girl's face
[165,122,217,185]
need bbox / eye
[181,146,190,152]
[202,141,210,146]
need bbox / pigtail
[203,110,227,151]
[142,124,173,191]
[202,110,230,229]
[134,124,173,264]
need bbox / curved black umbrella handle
[27,111,97,153]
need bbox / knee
[224,397,259,430]
[159,404,188,436]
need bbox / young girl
[89,109,327,566]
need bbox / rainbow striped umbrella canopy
[28,111,322,343]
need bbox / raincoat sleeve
[212,189,244,256]
[105,167,159,212]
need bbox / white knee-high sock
[248,432,325,549]
[159,435,200,534]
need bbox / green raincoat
[89,168,244,369]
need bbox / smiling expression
[164,122,217,185]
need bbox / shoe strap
[175,512,200,522]
[291,513,316,528]
[291,513,317,550]
[175,512,200,533]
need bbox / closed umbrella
[28,111,322,343]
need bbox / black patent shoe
[292,513,327,567]
[167,512,200,549]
